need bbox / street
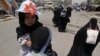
[0,10,100,56]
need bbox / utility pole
[87,0,91,5]
[63,0,72,8]
[86,0,92,11]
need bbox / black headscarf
[18,12,43,33]
[80,18,99,30]
[16,12,57,54]
[67,7,73,17]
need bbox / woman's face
[24,13,36,26]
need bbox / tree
[94,0,100,4]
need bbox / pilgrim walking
[58,8,70,32]
[67,18,100,56]
[52,5,63,27]
[16,0,57,56]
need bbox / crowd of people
[15,0,100,56]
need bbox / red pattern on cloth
[24,3,36,15]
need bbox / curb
[80,12,100,19]
[0,17,17,22]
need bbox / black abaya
[67,18,100,56]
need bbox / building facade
[52,0,72,7]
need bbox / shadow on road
[67,29,76,35]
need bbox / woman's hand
[25,40,32,47]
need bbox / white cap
[16,0,37,15]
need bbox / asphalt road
[0,10,100,56]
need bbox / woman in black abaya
[58,9,70,32]
[67,18,100,56]
[16,0,57,56]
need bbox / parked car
[0,7,7,15]
[75,7,81,11]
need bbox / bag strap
[40,28,51,53]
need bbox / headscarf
[18,12,43,33]
[81,18,99,30]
